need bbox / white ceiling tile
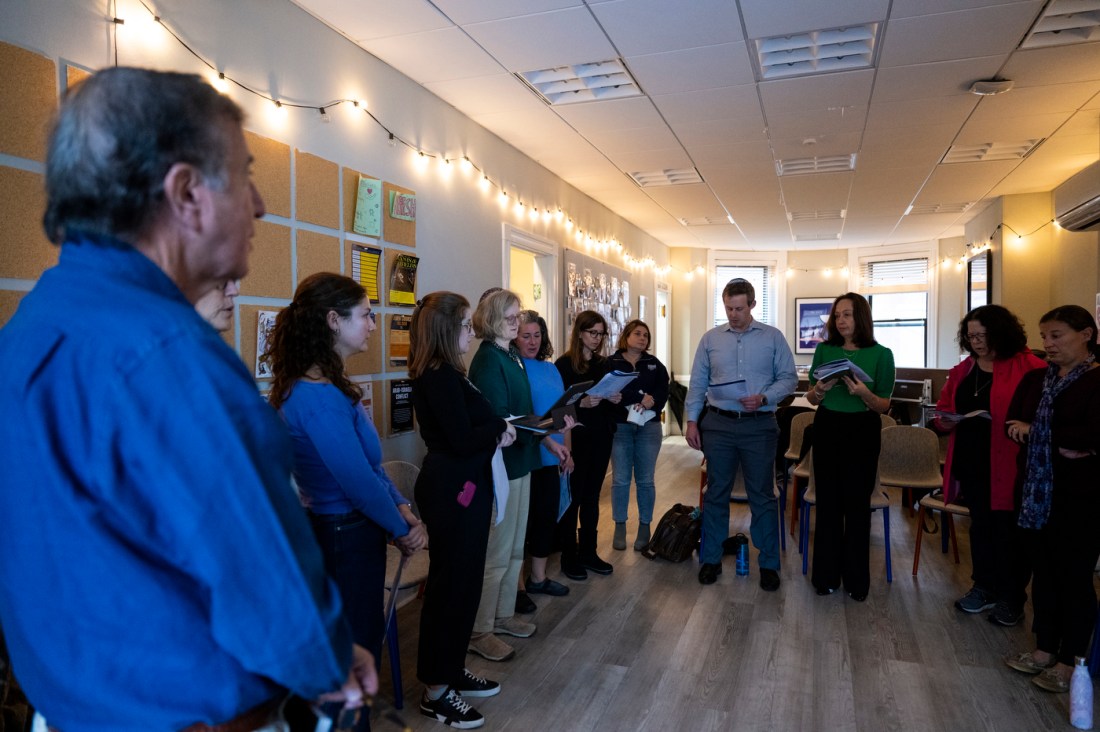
[360,28,503,84]
[871,57,1003,101]
[954,111,1070,146]
[463,7,615,71]
[779,171,854,210]
[770,132,862,159]
[584,127,683,155]
[865,96,978,130]
[553,97,665,132]
[651,84,761,124]
[432,0,583,25]
[626,43,755,95]
[1001,44,1100,86]
[878,5,1038,67]
[677,117,769,150]
[918,160,1019,201]
[425,74,547,116]
[739,0,890,39]
[766,107,867,139]
[992,134,1100,196]
[758,69,874,115]
[590,0,744,56]
[292,0,451,41]
[605,147,695,172]
[890,0,1042,19]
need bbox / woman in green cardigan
[467,289,570,663]
[804,292,895,602]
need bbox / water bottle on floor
[1072,656,1093,730]
[732,533,749,576]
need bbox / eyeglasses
[582,329,607,339]
[504,314,519,325]
[966,332,987,342]
[460,320,473,333]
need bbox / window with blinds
[713,264,773,327]
[859,257,929,293]
[859,255,930,367]
[967,251,990,311]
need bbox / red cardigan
[934,350,1046,509]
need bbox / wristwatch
[760,394,768,406]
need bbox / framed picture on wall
[795,297,834,354]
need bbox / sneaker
[467,633,514,662]
[633,523,651,551]
[526,577,569,596]
[1004,651,1056,675]
[493,616,536,638]
[514,590,536,614]
[579,553,613,575]
[452,668,500,698]
[612,522,627,550]
[420,688,484,729]
[988,601,1024,627]
[955,586,997,614]
[1032,666,1071,693]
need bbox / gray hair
[43,67,244,245]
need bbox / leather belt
[181,697,282,732]
[707,405,771,419]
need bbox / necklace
[973,366,992,396]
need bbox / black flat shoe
[815,586,836,596]
[759,568,780,592]
[698,562,722,585]
[847,591,867,602]
[515,591,537,614]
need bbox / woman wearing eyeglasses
[466,289,569,663]
[409,291,515,728]
[555,310,623,580]
[932,305,1045,625]
[265,273,427,732]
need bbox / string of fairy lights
[110,0,1051,283]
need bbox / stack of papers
[812,358,872,384]
[626,408,657,426]
[586,370,637,399]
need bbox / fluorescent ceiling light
[776,154,857,175]
[518,59,642,106]
[907,202,974,215]
[752,23,880,80]
[941,140,1043,163]
[629,168,703,187]
[787,209,846,221]
[681,216,733,226]
[1020,0,1100,49]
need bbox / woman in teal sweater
[467,289,569,663]
[804,292,895,602]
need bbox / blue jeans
[610,420,663,524]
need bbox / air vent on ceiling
[776,154,857,176]
[751,23,880,80]
[680,216,732,226]
[941,140,1044,163]
[1019,0,1100,49]
[906,202,974,215]
[787,209,846,221]
[517,59,642,106]
[630,168,703,187]
[794,233,842,241]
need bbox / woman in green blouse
[804,292,895,602]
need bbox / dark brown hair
[722,278,756,304]
[615,319,651,353]
[265,273,365,409]
[408,291,471,378]
[564,310,608,374]
[957,304,1028,359]
[517,310,553,361]
[1040,304,1100,356]
[824,292,877,348]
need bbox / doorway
[655,283,671,435]
[503,224,560,354]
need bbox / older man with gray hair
[0,67,374,731]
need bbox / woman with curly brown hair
[265,273,426,731]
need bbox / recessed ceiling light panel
[630,168,703,187]
[517,59,642,106]
[788,209,846,221]
[907,202,974,215]
[681,216,733,226]
[752,23,880,80]
[1020,0,1100,49]
[775,154,857,175]
[941,140,1044,163]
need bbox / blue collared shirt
[0,235,350,732]
[685,318,798,420]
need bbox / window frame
[707,250,787,332]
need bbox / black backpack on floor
[641,503,702,562]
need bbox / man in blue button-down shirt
[0,68,375,732]
[685,279,798,591]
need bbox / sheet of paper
[352,176,381,237]
[586,370,637,399]
[708,379,749,402]
[350,244,382,304]
[626,407,656,426]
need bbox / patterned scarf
[1018,354,1096,529]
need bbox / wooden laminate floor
[377,436,1091,731]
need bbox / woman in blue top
[607,319,670,552]
[266,273,426,729]
[804,292,895,602]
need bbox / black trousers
[527,464,560,558]
[556,433,613,549]
[962,475,1030,607]
[811,407,881,597]
[415,455,492,686]
[1031,481,1100,666]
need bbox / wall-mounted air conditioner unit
[1054,160,1100,232]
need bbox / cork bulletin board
[296,230,341,286]
[65,64,91,89]
[382,182,416,248]
[246,131,291,218]
[345,330,383,376]
[295,151,340,229]
[0,167,58,280]
[0,42,56,162]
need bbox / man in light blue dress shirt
[685,279,797,590]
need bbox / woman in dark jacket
[555,310,622,580]
[607,319,670,551]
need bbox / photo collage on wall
[565,258,631,348]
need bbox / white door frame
[502,223,561,353]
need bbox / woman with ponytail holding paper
[1003,305,1100,694]
[804,292,895,602]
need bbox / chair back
[880,413,896,429]
[877,426,942,486]
[382,460,421,519]
[784,411,815,461]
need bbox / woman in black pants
[409,291,516,729]
[804,293,895,602]
[555,310,622,580]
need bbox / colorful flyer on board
[389,190,417,222]
[389,314,411,368]
[353,176,382,237]
[350,244,382,304]
[389,253,419,306]
[255,310,279,378]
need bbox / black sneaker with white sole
[453,668,500,698]
[420,687,485,729]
